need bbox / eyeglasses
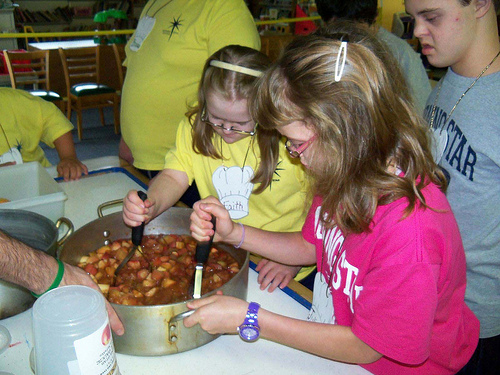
[285,135,317,158]
[201,106,257,136]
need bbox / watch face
[239,324,259,342]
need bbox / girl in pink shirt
[185,22,479,374]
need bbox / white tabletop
[0,162,370,375]
[29,39,98,51]
[0,270,369,375]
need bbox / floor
[42,107,121,165]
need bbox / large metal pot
[58,207,249,356]
[0,209,73,319]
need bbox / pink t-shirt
[303,182,479,374]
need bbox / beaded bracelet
[31,259,65,298]
[234,223,245,249]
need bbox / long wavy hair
[189,45,278,194]
[251,22,447,234]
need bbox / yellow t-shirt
[0,88,73,167]
[165,117,315,280]
[121,0,261,171]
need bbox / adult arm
[118,137,134,165]
[185,295,382,364]
[53,131,88,181]
[122,168,190,227]
[0,230,124,335]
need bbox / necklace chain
[218,135,254,171]
[0,122,12,150]
[429,49,500,132]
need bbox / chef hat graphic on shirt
[0,147,23,166]
[212,165,254,220]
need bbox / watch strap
[238,302,260,342]
[244,302,260,325]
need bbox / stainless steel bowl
[0,209,72,319]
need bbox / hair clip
[210,60,263,77]
[334,41,348,82]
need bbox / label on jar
[73,320,120,375]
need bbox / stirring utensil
[192,215,216,299]
[114,191,147,277]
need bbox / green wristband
[31,259,65,298]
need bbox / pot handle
[55,217,74,247]
[97,199,124,218]
[170,309,195,323]
[168,310,195,343]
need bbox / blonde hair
[189,45,277,194]
[251,22,447,234]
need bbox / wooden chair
[23,25,40,47]
[58,45,120,140]
[3,49,64,110]
[112,43,127,90]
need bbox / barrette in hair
[334,41,348,82]
[210,60,263,77]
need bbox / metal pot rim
[58,206,249,356]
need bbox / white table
[28,39,98,51]
[0,162,370,375]
[0,271,370,375]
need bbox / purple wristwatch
[238,302,260,342]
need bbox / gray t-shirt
[377,27,431,114]
[424,68,500,338]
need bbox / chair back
[58,46,102,97]
[112,43,127,88]
[23,25,40,47]
[4,49,51,91]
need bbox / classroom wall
[378,0,406,31]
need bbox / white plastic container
[32,286,120,375]
[0,162,67,222]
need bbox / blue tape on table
[249,261,312,310]
[55,167,148,190]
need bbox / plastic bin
[0,162,67,222]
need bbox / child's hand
[190,196,238,244]
[123,190,153,227]
[184,294,249,335]
[57,157,88,181]
[256,259,300,292]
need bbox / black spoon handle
[195,215,216,264]
[132,191,147,246]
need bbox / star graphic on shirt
[164,15,183,40]
[15,140,22,152]
[270,160,284,190]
